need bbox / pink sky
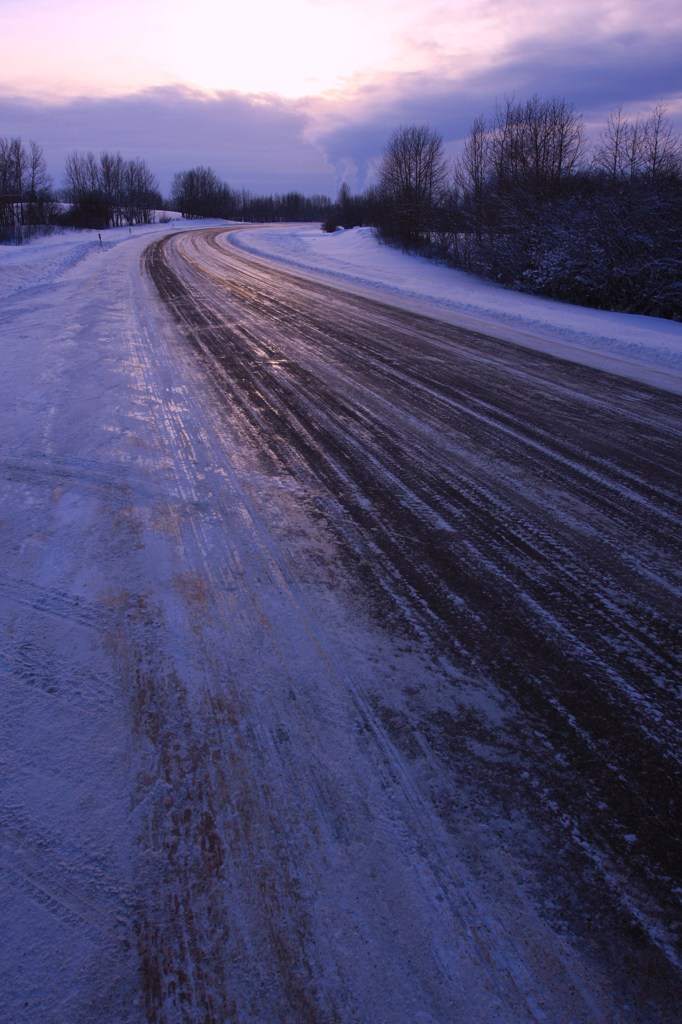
[1,0,681,195]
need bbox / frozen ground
[1,220,680,1023]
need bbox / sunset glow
[3,0,419,99]
[1,0,680,194]
[7,0,670,102]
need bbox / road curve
[143,226,682,1021]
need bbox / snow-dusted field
[1,221,680,1022]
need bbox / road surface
[1,224,680,1023]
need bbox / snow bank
[0,217,197,301]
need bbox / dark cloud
[472,30,682,116]
[307,84,483,189]
[0,86,337,196]
[311,29,682,188]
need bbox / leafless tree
[0,136,54,241]
[593,106,633,182]
[376,124,449,250]
[594,103,682,184]
[454,115,491,242]
[0,136,27,236]
[63,150,107,226]
[644,103,682,181]
[170,166,224,218]
[124,158,159,224]
[491,95,586,205]
[100,151,125,227]
[63,150,159,227]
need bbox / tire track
[0,576,112,631]
[141,227,682,1017]
[123,246,594,1022]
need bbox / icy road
[1,225,681,1023]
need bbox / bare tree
[100,151,125,227]
[642,103,682,182]
[171,166,223,218]
[492,95,585,205]
[594,104,681,184]
[371,99,679,317]
[455,115,491,242]
[125,158,159,224]
[376,124,449,250]
[63,150,159,227]
[0,136,55,241]
[25,141,53,219]
[594,106,643,182]
[0,136,25,237]
[63,150,108,227]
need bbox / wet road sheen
[145,226,682,1020]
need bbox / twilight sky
[1,0,681,197]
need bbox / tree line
[0,139,333,244]
[62,150,162,229]
[330,98,682,320]
[169,165,332,223]
[0,136,54,242]
[0,140,163,240]
[3,97,681,318]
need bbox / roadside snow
[0,219,189,302]
[230,223,682,394]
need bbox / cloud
[0,86,337,196]
[476,28,682,113]
[308,20,682,188]
[1,13,680,199]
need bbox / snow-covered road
[1,223,681,1023]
